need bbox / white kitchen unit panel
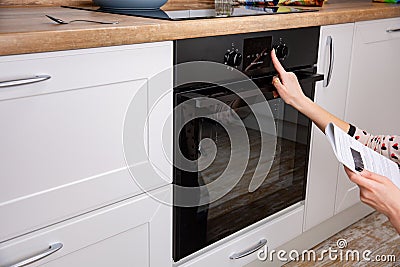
[304,23,355,231]
[0,186,172,267]
[0,42,172,101]
[335,168,368,213]
[336,18,400,213]
[177,204,304,267]
[0,42,173,242]
[147,67,174,184]
[345,17,400,134]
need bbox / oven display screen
[243,36,272,74]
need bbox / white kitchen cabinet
[0,186,172,267]
[0,42,173,242]
[304,23,355,230]
[336,18,400,213]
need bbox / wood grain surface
[0,0,399,56]
[284,212,400,267]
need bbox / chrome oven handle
[9,243,63,267]
[323,35,334,88]
[386,28,400,33]
[229,239,267,260]
[0,75,51,88]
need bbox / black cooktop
[63,5,317,21]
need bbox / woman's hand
[270,49,308,109]
[270,49,350,134]
[344,166,400,233]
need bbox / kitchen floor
[284,212,400,266]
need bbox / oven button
[274,43,289,60]
[224,50,243,67]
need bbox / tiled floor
[284,212,400,266]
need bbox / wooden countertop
[0,0,399,56]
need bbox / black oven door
[173,71,323,261]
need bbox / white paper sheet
[325,123,400,189]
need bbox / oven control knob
[274,43,289,60]
[224,50,242,67]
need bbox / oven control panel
[273,38,289,60]
[242,36,272,75]
[174,26,319,76]
[224,48,243,67]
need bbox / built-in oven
[173,27,323,262]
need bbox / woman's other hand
[344,166,400,233]
[270,49,308,109]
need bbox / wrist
[388,205,400,234]
[292,95,313,114]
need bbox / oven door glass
[173,72,322,261]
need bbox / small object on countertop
[93,0,168,10]
[279,0,324,6]
[372,0,400,3]
[234,0,278,5]
[45,15,119,25]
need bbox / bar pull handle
[323,36,334,88]
[386,28,400,33]
[9,242,63,267]
[229,239,267,260]
[0,75,51,88]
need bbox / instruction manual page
[325,122,400,189]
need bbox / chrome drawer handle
[9,242,63,267]
[0,75,51,88]
[229,239,267,260]
[386,28,400,33]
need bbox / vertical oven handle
[323,35,334,88]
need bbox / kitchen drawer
[0,43,173,242]
[177,204,304,267]
[356,17,400,44]
[0,42,172,101]
[0,186,172,267]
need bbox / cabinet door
[0,42,173,242]
[304,24,354,230]
[336,18,400,213]
[0,186,172,267]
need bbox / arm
[348,127,400,166]
[270,49,349,134]
[270,50,400,165]
[344,167,400,234]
